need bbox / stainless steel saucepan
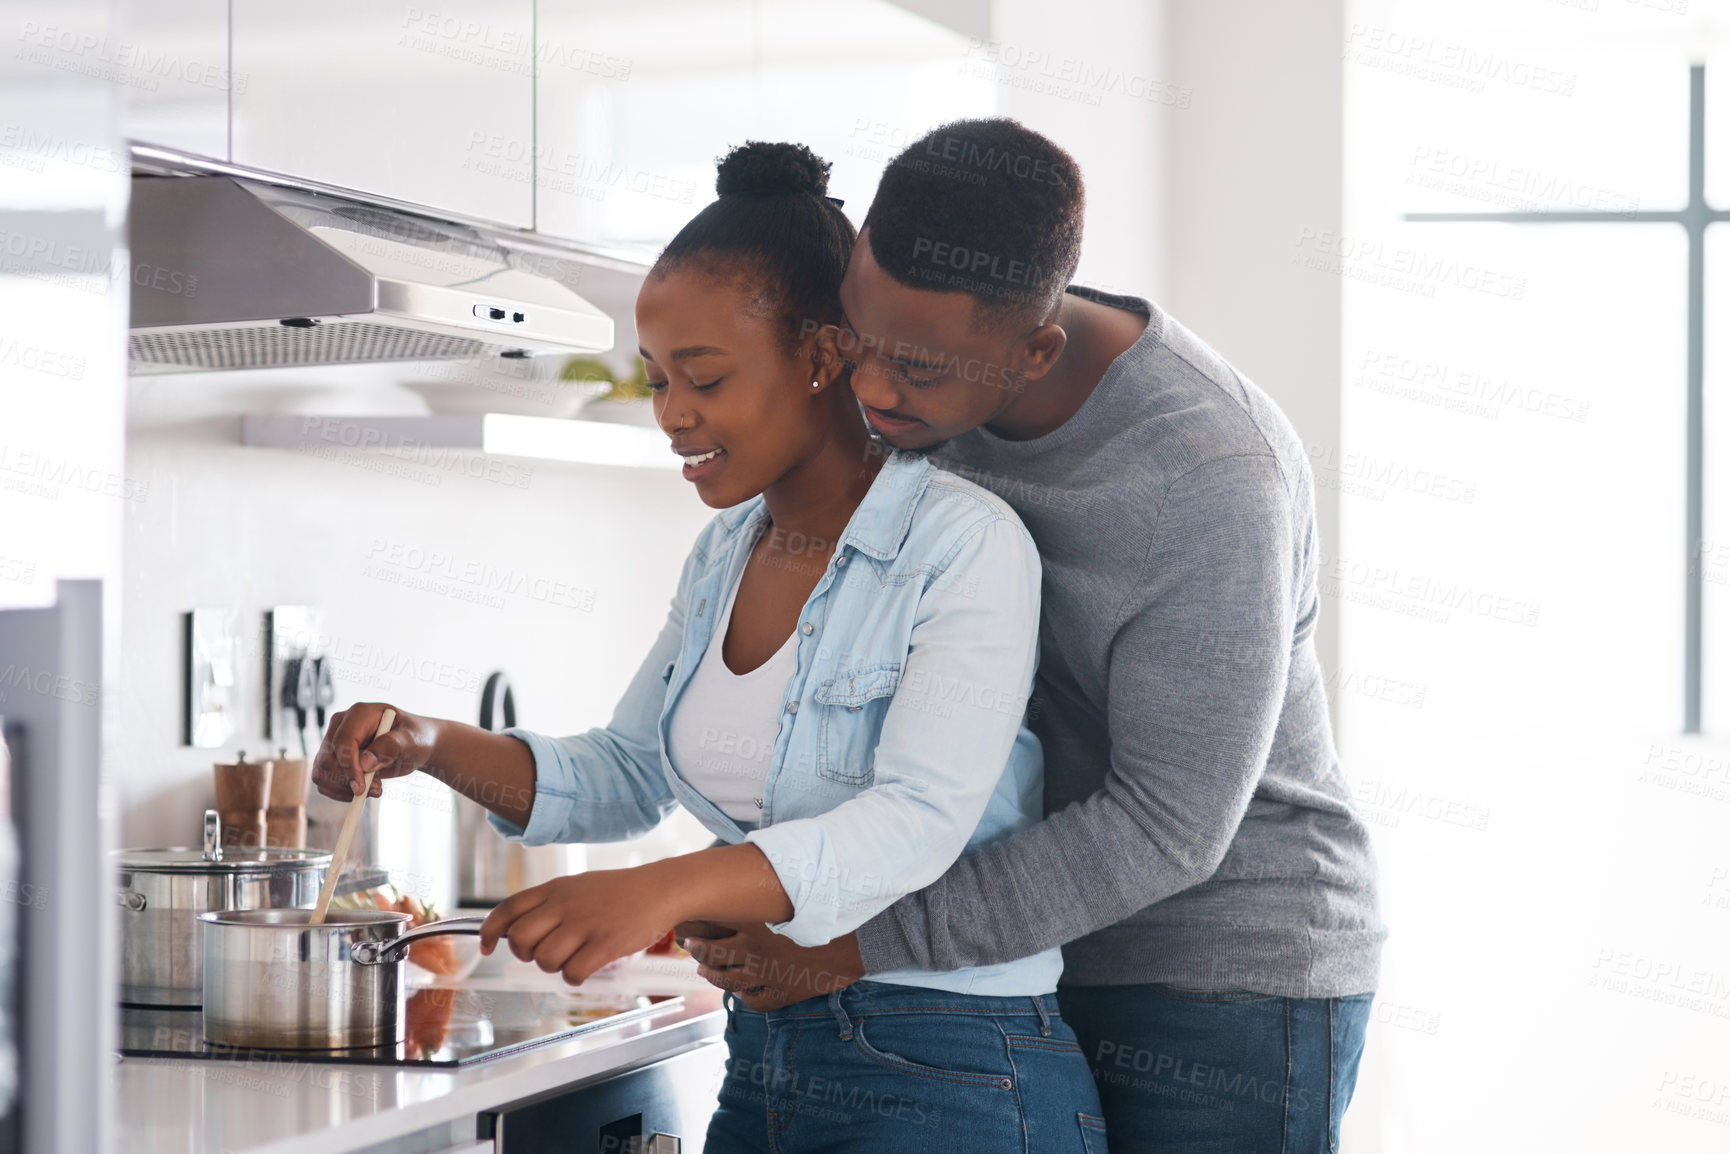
[199,909,485,1050]
[116,811,330,1007]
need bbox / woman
[313,142,1106,1153]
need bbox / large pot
[200,909,485,1050]
[115,811,330,1007]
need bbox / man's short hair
[862,118,1084,331]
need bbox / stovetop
[119,986,683,1067]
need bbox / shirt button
[836,556,848,567]
[800,622,814,636]
[754,798,763,809]
[786,701,799,714]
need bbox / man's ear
[1011,321,1068,384]
[808,324,849,393]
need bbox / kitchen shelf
[241,413,677,471]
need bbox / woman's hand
[479,868,681,985]
[477,844,796,986]
[311,702,440,801]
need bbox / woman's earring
[810,380,821,389]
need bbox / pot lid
[113,846,332,871]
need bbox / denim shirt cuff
[484,728,575,846]
[744,822,841,947]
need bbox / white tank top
[665,570,798,823]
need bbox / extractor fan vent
[129,322,490,371]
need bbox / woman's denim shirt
[492,450,1062,996]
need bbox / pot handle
[116,890,147,912]
[203,809,221,862]
[351,916,487,965]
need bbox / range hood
[127,175,615,373]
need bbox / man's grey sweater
[856,288,1386,998]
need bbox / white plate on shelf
[402,377,608,418]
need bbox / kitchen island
[116,972,727,1154]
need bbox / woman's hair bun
[715,141,831,198]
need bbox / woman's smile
[676,445,728,481]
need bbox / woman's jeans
[705,980,1109,1153]
[1057,984,1373,1154]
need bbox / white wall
[1161,0,1346,678]
[990,0,1170,302]
[985,0,1343,672]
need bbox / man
[680,118,1385,1152]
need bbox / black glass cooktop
[119,987,683,1067]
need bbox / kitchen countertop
[115,959,727,1154]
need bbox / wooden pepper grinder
[265,746,309,848]
[212,751,272,849]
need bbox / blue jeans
[705,981,1109,1153]
[1057,985,1372,1154]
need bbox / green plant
[560,355,652,402]
[559,356,615,385]
[600,359,653,402]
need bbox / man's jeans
[1058,984,1372,1153]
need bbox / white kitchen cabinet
[532,0,753,253]
[117,0,232,159]
[532,0,996,251]
[231,2,534,226]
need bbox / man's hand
[676,920,866,1011]
[480,868,679,985]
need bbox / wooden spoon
[308,708,395,925]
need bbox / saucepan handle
[350,915,487,965]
